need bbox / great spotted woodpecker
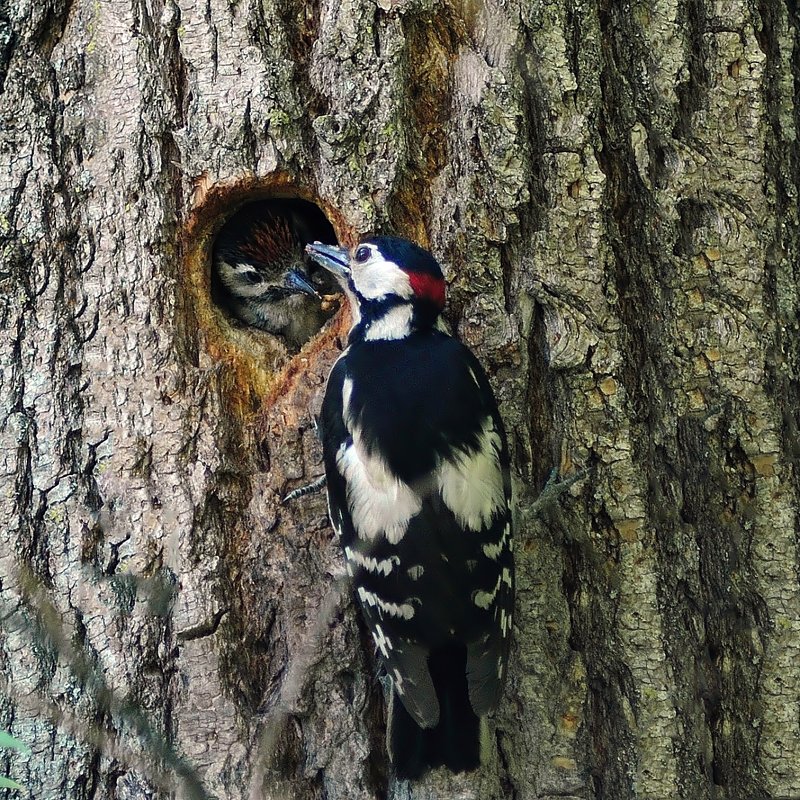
[306,237,514,780]
[212,200,337,350]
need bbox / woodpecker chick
[307,237,514,780]
[212,200,337,350]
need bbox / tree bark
[1,1,798,799]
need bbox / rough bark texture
[1,1,799,799]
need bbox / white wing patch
[438,417,506,531]
[338,374,421,543]
[337,439,421,543]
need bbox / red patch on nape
[408,272,446,309]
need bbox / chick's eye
[354,246,371,263]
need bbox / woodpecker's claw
[529,467,588,515]
[282,474,327,504]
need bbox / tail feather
[388,644,482,780]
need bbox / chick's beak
[305,242,351,286]
[283,268,320,298]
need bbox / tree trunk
[1,1,798,798]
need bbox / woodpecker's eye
[354,246,371,263]
[242,270,264,285]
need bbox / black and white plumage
[307,236,514,780]
[211,199,337,350]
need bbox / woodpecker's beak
[305,242,351,285]
[283,268,320,298]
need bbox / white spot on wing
[500,608,512,637]
[473,573,502,609]
[358,586,415,619]
[342,377,355,429]
[373,624,392,657]
[344,546,400,576]
[482,521,511,560]
[439,417,506,531]
[406,565,424,581]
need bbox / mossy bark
[1,1,798,799]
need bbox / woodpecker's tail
[388,643,482,780]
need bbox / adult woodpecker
[212,200,337,350]
[307,236,513,780]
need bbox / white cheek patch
[438,418,506,531]
[352,257,414,301]
[336,436,421,543]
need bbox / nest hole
[209,194,340,352]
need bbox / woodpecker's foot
[282,474,327,504]
[311,415,322,442]
[530,467,587,515]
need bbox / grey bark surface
[1,1,798,799]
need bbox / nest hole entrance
[211,196,340,351]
